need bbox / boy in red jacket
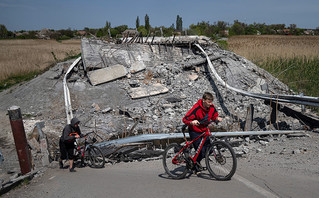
[183,92,222,174]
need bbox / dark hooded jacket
[60,117,83,142]
[183,99,219,133]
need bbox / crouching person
[59,117,83,172]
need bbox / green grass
[63,52,81,61]
[254,56,319,113]
[255,56,319,97]
[216,39,228,50]
[0,71,40,92]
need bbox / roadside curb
[0,168,45,196]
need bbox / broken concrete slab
[28,138,41,153]
[129,83,169,99]
[81,38,105,70]
[130,61,146,74]
[40,138,50,166]
[88,64,127,86]
[188,73,198,81]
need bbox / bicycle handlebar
[198,119,219,125]
[181,119,219,133]
[83,131,95,137]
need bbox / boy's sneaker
[193,162,203,175]
[195,162,203,171]
[193,166,201,175]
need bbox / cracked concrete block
[40,138,50,166]
[28,137,41,153]
[88,64,127,85]
[129,83,169,99]
[130,61,146,74]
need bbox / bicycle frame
[164,123,237,180]
[74,135,93,160]
[75,141,87,159]
[172,128,212,165]
[74,131,97,159]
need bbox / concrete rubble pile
[57,35,318,166]
[74,36,316,138]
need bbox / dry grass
[0,39,81,81]
[228,35,319,62]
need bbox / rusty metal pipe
[8,106,32,175]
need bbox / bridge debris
[129,83,169,99]
[88,64,127,86]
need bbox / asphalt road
[3,158,319,198]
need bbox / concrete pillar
[8,106,32,175]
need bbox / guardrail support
[8,106,32,175]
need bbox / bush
[57,35,71,40]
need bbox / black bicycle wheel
[87,145,105,168]
[205,141,237,180]
[162,143,188,179]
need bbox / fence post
[244,104,254,131]
[7,106,32,175]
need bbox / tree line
[1,14,319,39]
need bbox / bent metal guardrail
[195,44,319,107]
[63,57,82,124]
[97,130,306,148]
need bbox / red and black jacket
[183,99,219,133]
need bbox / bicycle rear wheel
[87,145,105,168]
[162,143,188,179]
[205,141,237,180]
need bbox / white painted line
[234,174,279,198]
[49,176,56,180]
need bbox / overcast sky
[1,0,318,31]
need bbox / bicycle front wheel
[87,145,105,168]
[205,141,237,180]
[162,143,188,179]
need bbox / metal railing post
[8,106,32,175]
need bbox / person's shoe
[69,168,77,172]
[59,161,64,169]
[193,166,201,175]
[193,162,202,175]
[195,162,203,171]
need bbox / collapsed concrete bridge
[75,36,319,132]
[53,35,319,160]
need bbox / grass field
[228,35,319,99]
[0,39,81,91]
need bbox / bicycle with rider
[183,92,222,174]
